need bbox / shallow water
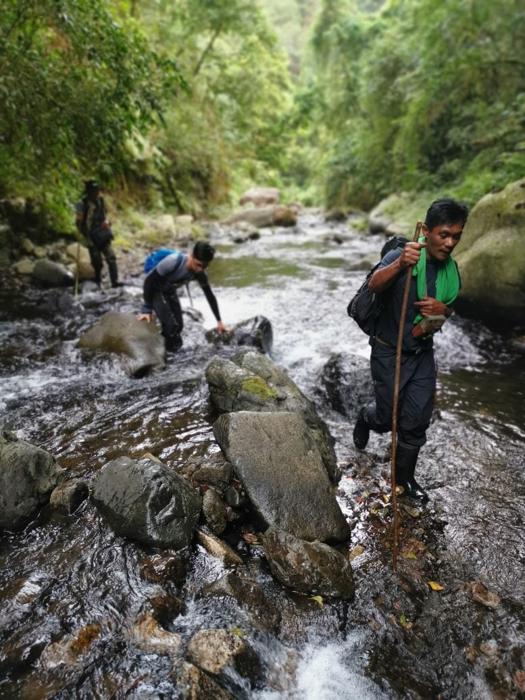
[0,211,524,698]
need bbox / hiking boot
[165,335,183,353]
[395,442,429,503]
[353,407,370,450]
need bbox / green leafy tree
[0,0,179,227]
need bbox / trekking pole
[74,241,81,298]
[391,220,423,572]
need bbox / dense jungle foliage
[0,0,523,230]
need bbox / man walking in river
[353,198,469,502]
[137,241,226,353]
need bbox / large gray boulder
[91,457,201,549]
[318,352,374,420]
[224,205,297,228]
[262,528,355,599]
[32,259,74,287]
[206,351,338,482]
[78,311,165,377]
[454,178,525,326]
[0,432,62,529]
[213,411,350,543]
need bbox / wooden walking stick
[74,241,81,298]
[391,220,423,572]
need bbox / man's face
[423,222,463,262]
[188,256,207,273]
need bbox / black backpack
[347,235,408,335]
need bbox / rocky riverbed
[0,210,524,698]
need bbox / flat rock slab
[213,411,350,543]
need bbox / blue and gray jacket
[141,252,221,321]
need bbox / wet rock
[191,455,233,489]
[469,581,501,609]
[196,529,243,566]
[65,242,95,280]
[40,624,102,670]
[213,411,350,543]
[0,433,62,530]
[92,457,201,549]
[176,661,235,700]
[206,350,339,483]
[32,259,74,287]
[139,551,189,587]
[262,528,355,599]
[33,245,47,259]
[318,352,374,420]
[239,187,280,207]
[202,489,227,535]
[224,205,297,229]
[230,225,261,244]
[78,311,165,377]
[455,178,525,326]
[148,591,186,625]
[49,478,89,514]
[21,238,35,254]
[224,485,246,509]
[201,573,280,632]
[131,614,182,656]
[187,629,261,685]
[206,316,273,355]
[13,258,35,275]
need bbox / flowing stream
[0,211,524,699]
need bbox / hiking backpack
[143,248,179,274]
[347,235,408,335]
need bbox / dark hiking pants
[88,242,118,286]
[365,343,436,448]
[152,287,183,352]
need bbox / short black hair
[84,179,100,194]
[425,198,469,230]
[192,241,215,265]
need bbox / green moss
[241,376,278,400]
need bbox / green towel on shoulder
[412,237,460,324]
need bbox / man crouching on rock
[137,242,226,353]
[353,198,469,502]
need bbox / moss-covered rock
[455,179,525,326]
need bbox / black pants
[152,287,183,352]
[365,343,436,447]
[88,242,118,286]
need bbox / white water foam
[256,636,386,700]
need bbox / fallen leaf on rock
[401,504,421,518]
[464,646,478,662]
[513,670,525,692]
[310,595,324,608]
[230,627,246,638]
[400,538,426,560]
[349,545,365,561]
[428,581,445,591]
[399,614,413,630]
[469,581,501,609]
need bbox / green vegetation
[304,0,525,208]
[0,0,523,235]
